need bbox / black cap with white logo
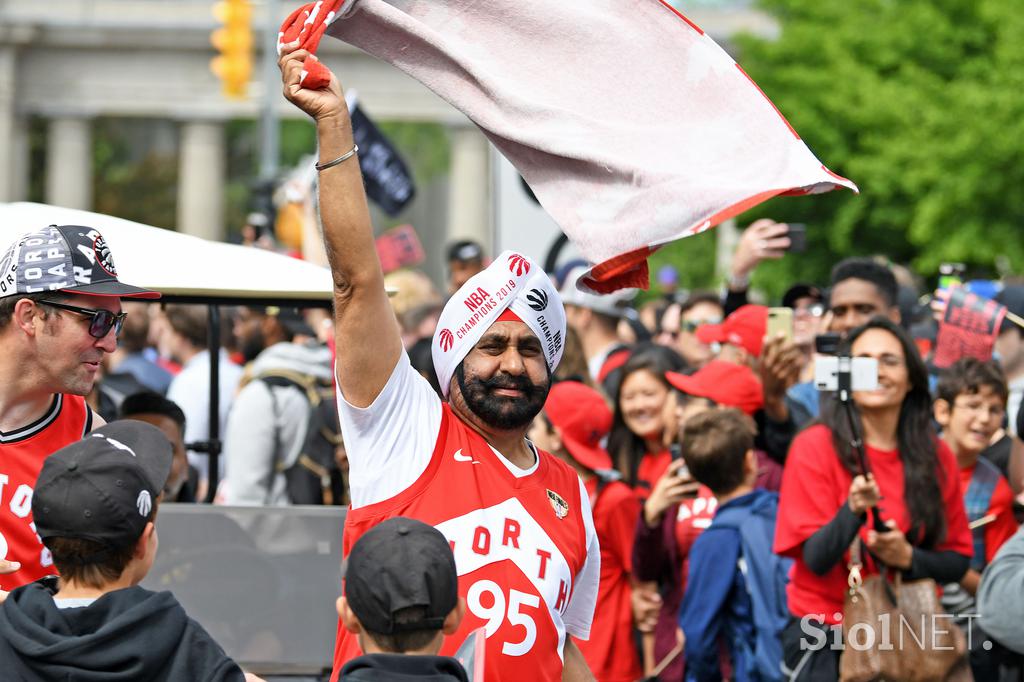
[32,421,173,552]
[0,225,160,300]
[344,517,459,635]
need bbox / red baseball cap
[695,304,768,357]
[665,360,764,416]
[543,381,613,471]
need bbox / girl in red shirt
[774,317,972,681]
[606,344,686,676]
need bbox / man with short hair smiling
[827,257,901,335]
[0,225,159,592]
[279,46,599,682]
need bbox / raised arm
[279,46,402,407]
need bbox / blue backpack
[711,491,792,682]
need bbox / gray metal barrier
[141,503,347,679]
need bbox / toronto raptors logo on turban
[526,288,548,312]
[507,253,530,277]
[93,235,118,277]
[439,328,455,352]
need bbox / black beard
[455,363,550,431]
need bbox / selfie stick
[837,356,889,533]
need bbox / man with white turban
[279,45,599,682]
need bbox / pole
[259,0,280,181]
[205,305,223,503]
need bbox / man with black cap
[337,516,468,681]
[279,46,598,682]
[0,421,261,681]
[446,240,486,294]
[223,305,336,505]
[0,225,160,592]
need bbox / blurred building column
[0,46,29,202]
[447,125,492,256]
[177,120,226,241]
[45,117,93,210]
[716,218,739,278]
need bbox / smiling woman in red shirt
[607,346,687,498]
[774,317,972,681]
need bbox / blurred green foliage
[730,0,1024,299]
[92,120,178,230]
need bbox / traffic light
[210,0,253,99]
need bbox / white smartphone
[814,356,879,392]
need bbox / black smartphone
[814,332,841,355]
[786,223,807,253]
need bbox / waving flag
[282,0,857,292]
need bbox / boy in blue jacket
[677,409,789,682]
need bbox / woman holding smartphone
[774,317,972,680]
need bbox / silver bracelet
[315,144,359,172]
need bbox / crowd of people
[2,42,1024,682]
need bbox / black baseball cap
[265,305,316,338]
[446,240,484,264]
[0,225,160,300]
[344,517,458,635]
[32,421,173,552]
[782,283,823,309]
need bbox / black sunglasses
[40,300,127,339]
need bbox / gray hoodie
[978,525,1024,654]
[223,341,334,505]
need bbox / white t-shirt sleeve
[562,476,600,640]
[337,351,443,508]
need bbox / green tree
[701,0,1024,299]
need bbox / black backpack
[258,370,347,506]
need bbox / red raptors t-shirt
[1,394,92,591]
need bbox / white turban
[432,251,565,398]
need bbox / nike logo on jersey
[453,449,480,464]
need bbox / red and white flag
[286,0,859,292]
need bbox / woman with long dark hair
[607,344,687,496]
[774,317,972,680]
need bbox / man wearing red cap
[529,382,642,682]
[694,305,804,465]
[694,304,769,368]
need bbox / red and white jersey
[332,353,599,682]
[0,394,93,591]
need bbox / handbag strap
[847,537,864,592]
[848,536,902,606]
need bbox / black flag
[349,103,416,216]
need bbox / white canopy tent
[0,202,333,305]
[1,202,336,501]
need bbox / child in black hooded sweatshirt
[0,421,263,682]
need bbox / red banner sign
[933,288,1008,369]
[375,224,425,274]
